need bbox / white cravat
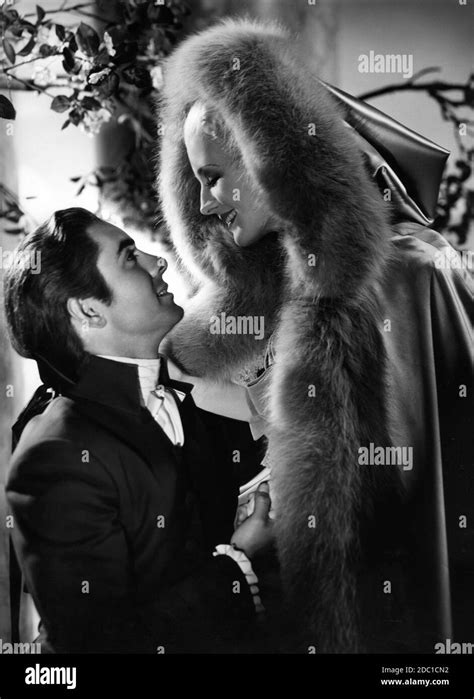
[97,355,185,446]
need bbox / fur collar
[158,17,391,303]
[158,18,401,653]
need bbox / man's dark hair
[4,207,113,382]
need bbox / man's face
[87,220,183,348]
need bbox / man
[4,207,272,654]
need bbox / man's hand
[231,482,273,559]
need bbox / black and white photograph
[0,0,472,692]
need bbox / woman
[158,18,472,653]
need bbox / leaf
[94,47,111,67]
[95,71,119,97]
[81,96,101,110]
[147,4,174,24]
[18,35,36,57]
[62,47,75,72]
[76,22,100,57]
[0,95,16,120]
[61,119,70,130]
[68,109,82,126]
[2,39,16,65]
[121,65,151,89]
[39,44,56,58]
[36,5,46,23]
[50,95,71,113]
[68,34,78,53]
[55,23,66,41]
[4,10,19,22]
[10,24,25,38]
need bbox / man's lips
[155,283,169,297]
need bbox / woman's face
[184,122,274,247]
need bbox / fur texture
[158,17,402,652]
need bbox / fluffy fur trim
[158,17,402,651]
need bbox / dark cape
[157,18,473,652]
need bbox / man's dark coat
[7,355,256,653]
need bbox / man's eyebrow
[197,164,219,175]
[117,238,135,257]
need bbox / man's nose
[155,256,168,274]
[137,250,168,277]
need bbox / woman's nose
[200,188,218,216]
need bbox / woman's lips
[220,209,237,228]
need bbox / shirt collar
[97,354,161,407]
[36,353,193,418]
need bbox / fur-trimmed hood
[157,18,406,653]
[158,17,391,301]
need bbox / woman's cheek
[220,183,236,207]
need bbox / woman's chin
[231,226,267,248]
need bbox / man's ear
[67,297,107,332]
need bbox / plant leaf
[2,39,16,65]
[81,96,101,110]
[55,23,66,41]
[18,35,36,57]
[76,22,100,57]
[50,95,71,113]
[39,44,56,58]
[95,71,119,97]
[36,5,46,23]
[0,95,16,120]
[62,46,75,72]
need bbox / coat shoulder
[390,224,473,290]
[7,395,117,488]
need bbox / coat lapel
[66,355,194,477]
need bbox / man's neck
[87,340,161,360]
[97,350,160,360]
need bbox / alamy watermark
[25,664,76,690]
[209,312,265,340]
[0,638,41,654]
[434,247,473,272]
[358,443,413,471]
[358,51,413,79]
[0,247,41,274]
[434,638,473,654]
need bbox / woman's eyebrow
[197,163,219,175]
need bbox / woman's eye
[205,175,220,188]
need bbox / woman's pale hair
[184,100,241,161]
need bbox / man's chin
[174,304,184,321]
[166,302,184,327]
[152,300,184,335]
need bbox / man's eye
[126,249,138,262]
